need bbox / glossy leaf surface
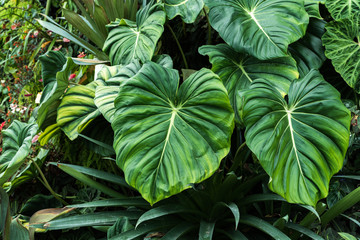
[112,62,234,204]
[305,0,324,19]
[37,51,67,129]
[103,3,166,65]
[0,121,38,185]
[289,18,326,77]
[164,0,204,23]
[204,0,309,60]
[57,83,103,140]
[322,15,360,93]
[242,70,351,206]
[94,62,141,123]
[199,44,298,123]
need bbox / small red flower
[11,24,16,30]
[69,73,76,80]
[63,38,70,43]
[38,78,43,82]
[77,52,86,58]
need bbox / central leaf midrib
[245,8,280,52]
[286,110,307,186]
[153,108,178,190]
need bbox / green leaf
[37,15,108,60]
[239,215,291,240]
[0,121,38,186]
[107,217,134,239]
[164,0,204,23]
[103,2,166,65]
[322,14,360,93]
[0,188,10,235]
[37,52,76,129]
[49,162,129,189]
[94,62,141,123]
[289,18,326,77]
[325,0,360,20]
[199,43,298,124]
[338,232,358,240]
[242,70,351,206]
[305,0,324,19]
[63,8,107,48]
[50,162,125,198]
[57,83,103,140]
[10,218,30,240]
[136,204,195,228]
[38,124,61,146]
[204,0,309,60]
[285,222,324,240]
[31,211,141,230]
[199,220,215,240]
[161,222,194,239]
[67,198,148,208]
[152,54,174,69]
[112,62,234,205]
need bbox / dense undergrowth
[1,0,360,239]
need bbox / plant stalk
[166,23,189,69]
[203,8,211,45]
[30,159,69,206]
[45,0,52,17]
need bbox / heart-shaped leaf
[103,2,166,65]
[56,82,104,140]
[289,18,326,77]
[37,52,76,129]
[94,62,142,123]
[204,0,309,60]
[322,14,360,93]
[164,0,204,23]
[199,44,298,124]
[325,0,360,20]
[242,70,351,206]
[112,62,234,204]
[0,121,38,186]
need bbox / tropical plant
[2,0,360,239]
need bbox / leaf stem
[30,158,69,206]
[166,23,189,69]
[203,8,211,45]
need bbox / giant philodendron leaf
[112,62,234,204]
[322,14,360,93]
[103,2,166,65]
[164,0,204,23]
[56,81,104,141]
[37,52,76,129]
[204,0,309,60]
[242,70,351,206]
[199,44,298,124]
[94,61,141,123]
[325,0,360,20]
[0,121,38,186]
[289,18,326,77]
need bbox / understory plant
[1,0,360,239]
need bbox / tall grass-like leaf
[242,70,351,206]
[161,222,194,239]
[199,220,215,240]
[31,211,142,230]
[240,215,291,240]
[204,0,309,60]
[112,62,234,204]
[285,222,324,240]
[37,15,108,60]
[67,198,148,208]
